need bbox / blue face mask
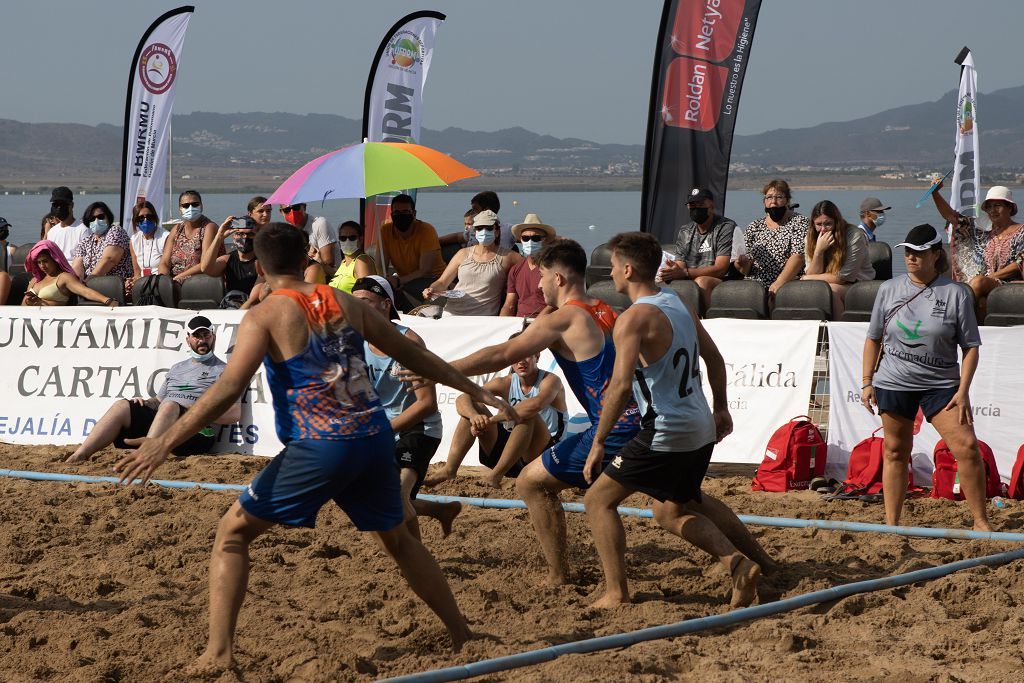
[138,218,158,236]
[181,205,202,221]
[475,229,496,246]
[873,212,886,227]
[520,240,541,256]
[188,348,214,362]
[89,219,110,236]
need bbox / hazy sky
[4,0,1021,144]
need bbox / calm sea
[4,187,1018,277]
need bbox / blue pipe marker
[379,546,1024,683]
[0,468,246,492]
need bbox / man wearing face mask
[380,193,446,311]
[660,188,736,309]
[857,197,891,243]
[202,215,260,298]
[45,186,88,261]
[501,214,558,318]
[279,203,339,275]
[66,316,241,463]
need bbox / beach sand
[2,443,1022,682]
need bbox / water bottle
[993,497,1007,509]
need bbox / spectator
[128,201,169,287]
[501,213,557,318]
[71,201,132,282]
[740,179,809,302]
[22,240,117,307]
[66,315,240,463]
[247,195,273,228]
[241,223,324,309]
[423,209,521,316]
[328,221,376,294]
[45,186,88,260]
[659,187,736,309]
[380,193,445,311]
[0,217,13,304]
[802,200,875,317]
[931,182,1024,319]
[857,197,891,243]
[439,209,477,248]
[426,337,567,488]
[202,214,260,297]
[40,213,60,241]
[279,202,338,275]
[160,190,221,284]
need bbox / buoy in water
[588,225,596,230]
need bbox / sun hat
[511,213,557,241]
[352,275,399,320]
[895,224,943,251]
[981,186,1018,216]
[472,210,500,228]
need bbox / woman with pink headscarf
[22,240,117,307]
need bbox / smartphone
[231,218,249,230]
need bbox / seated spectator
[0,217,13,304]
[857,197,891,243]
[160,190,221,283]
[501,213,556,317]
[439,191,510,250]
[22,240,118,307]
[932,181,1024,319]
[380,193,446,311]
[659,187,736,308]
[739,179,809,302]
[128,202,170,289]
[279,201,338,275]
[40,213,60,241]
[71,201,132,282]
[802,200,875,317]
[201,215,260,296]
[46,186,88,261]
[423,210,521,316]
[66,315,240,462]
[241,224,324,309]
[425,338,567,488]
[328,221,376,293]
[247,195,273,229]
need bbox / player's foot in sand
[974,521,993,533]
[484,472,504,489]
[450,622,473,653]
[437,501,462,537]
[591,591,631,608]
[65,450,87,463]
[168,650,234,680]
[729,557,761,608]
[544,570,569,588]
[423,466,455,488]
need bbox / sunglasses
[180,201,201,209]
[520,235,545,242]
[281,206,302,213]
[91,214,108,222]
[476,226,496,232]
[137,213,156,220]
[338,235,359,242]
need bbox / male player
[115,222,514,673]
[583,232,771,608]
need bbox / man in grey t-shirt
[67,316,241,462]
[659,187,736,308]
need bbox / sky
[3,0,1022,144]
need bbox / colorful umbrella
[263,141,479,205]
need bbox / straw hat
[511,213,557,241]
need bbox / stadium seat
[9,243,35,277]
[6,271,32,305]
[665,279,702,317]
[78,275,126,306]
[983,283,1024,326]
[840,280,882,322]
[440,241,461,266]
[586,280,631,314]
[131,274,179,307]
[705,280,768,320]
[868,241,892,280]
[177,274,225,310]
[771,280,833,321]
[586,243,612,288]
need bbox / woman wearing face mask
[422,210,522,316]
[801,200,875,317]
[23,241,118,307]
[70,201,132,282]
[160,190,220,284]
[328,221,376,294]
[740,179,810,302]
[128,201,170,287]
[201,214,260,296]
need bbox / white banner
[120,7,194,226]
[827,321,1022,484]
[950,51,980,218]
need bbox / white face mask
[181,205,202,221]
[340,239,360,255]
[475,229,496,246]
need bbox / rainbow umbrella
[263,141,479,205]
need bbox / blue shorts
[875,385,958,422]
[541,426,637,489]
[239,433,404,531]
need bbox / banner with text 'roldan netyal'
[642,0,761,243]
[119,6,194,226]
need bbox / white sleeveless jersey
[507,369,565,441]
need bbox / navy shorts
[541,425,637,489]
[875,385,958,422]
[395,431,441,499]
[604,437,715,504]
[238,432,404,531]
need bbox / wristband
[861,382,872,390]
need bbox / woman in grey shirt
[860,224,990,531]
[802,200,875,317]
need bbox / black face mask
[52,203,71,221]
[688,207,710,225]
[0,226,8,241]
[393,213,414,231]
[765,205,788,222]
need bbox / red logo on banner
[662,58,728,131]
[139,43,178,95]
[670,0,744,62]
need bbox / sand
[2,443,1023,682]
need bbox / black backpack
[133,274,176,307]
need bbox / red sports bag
[931,439,1003,500]
[1008,444,1024,500]
[836,427,915,496]
[752,416,826,492]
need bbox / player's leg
[515,457,572,585]
[411,498,462,538]
[67,399,137,462]
[683,493,777,573]
[145,400,185,438]
[583,473,635,606]
[485,416,540,487]
[424,397,484,486]
[398,467,423,540]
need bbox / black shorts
[875,385,958,422]
[113,400,216,457]
[395,431,442,499]
[604,436,715,504]
[478,426,523,477]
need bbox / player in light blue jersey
[583,232,773,609]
